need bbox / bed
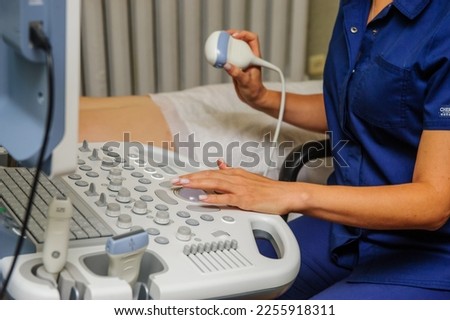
[79,80,327,182]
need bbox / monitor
[0,0,80,178]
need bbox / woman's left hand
[172,164,293,215]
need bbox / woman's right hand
[224,30,269,110]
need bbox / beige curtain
[80,0,309,96]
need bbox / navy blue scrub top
[323,0,450,290]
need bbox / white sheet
[151,81,326,179]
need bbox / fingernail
[198,195,208,201]
[224,63,231,71]
[171,177,190,184]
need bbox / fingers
[216,158,230,170]
[226,29,261,57]
[172,167,270,192]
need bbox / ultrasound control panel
[0,141,300,300]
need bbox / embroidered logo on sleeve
[439,106,450,118]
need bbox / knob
[154,211,170,225]
[79,140,90,152]
[88,148,100,161]
[116,188,131,203]
[116,214,132,229]
[95,193,107,207]
[84,183,98,197]
[176,226,192,241]
[101,157,115,171]
[132,200,148,215]
[108,168,122,180]
[108,178,123,192]
[106,203,121,217]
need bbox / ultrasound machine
[0,0,300,300]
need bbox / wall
[306,0,339,79]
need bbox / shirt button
[350,26,358,33]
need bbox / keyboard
[0,141,300,299]
[0,167,113,249]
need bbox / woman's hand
[224,30,269,110]
[172,162,293,215]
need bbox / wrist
[249,88,278,111]
[284,182,315,214]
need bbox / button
[159,181,172,188]
[186,205,220,213]
[175,188,207,202]
[132,200,148,215]
[134,159,146,166]
[77,159,85,165]
[131,172,144,178]
[116,214,132,229]
[139,178,152,185]
[122,164,135,171]
[155,204,168,211]
[212,230,230,238]
[79,165,92,171]
[108,178,123,192]
[144,167,156,173]
[186,218,200,226]
[134,186,148,192]
[350,26,358,33]
[101,157,115,170]
[116,188,131,203]
[108,168,122,180]
[176,211,191,218]
[155,236,169,245]
[146,227,160,236]
[107,151,121,159]
[176,226,192,241]
[152,173,164,180]
[155,189,178,205]
[106,203,121,217]
[86,171,99,178]
[160,166,177,175]
[140,195,154,202]
[75,181,89,187]
[200,214,214,222]
[222,216,235,223]
[68,174,82,180]
[154,211,170,225]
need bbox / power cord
[0,22,54,299]
[263,67,286,177]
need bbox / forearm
[289,182,450,231]
[254,89,328,133]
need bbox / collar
[392,0,431,20]
[343,0,431,20]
